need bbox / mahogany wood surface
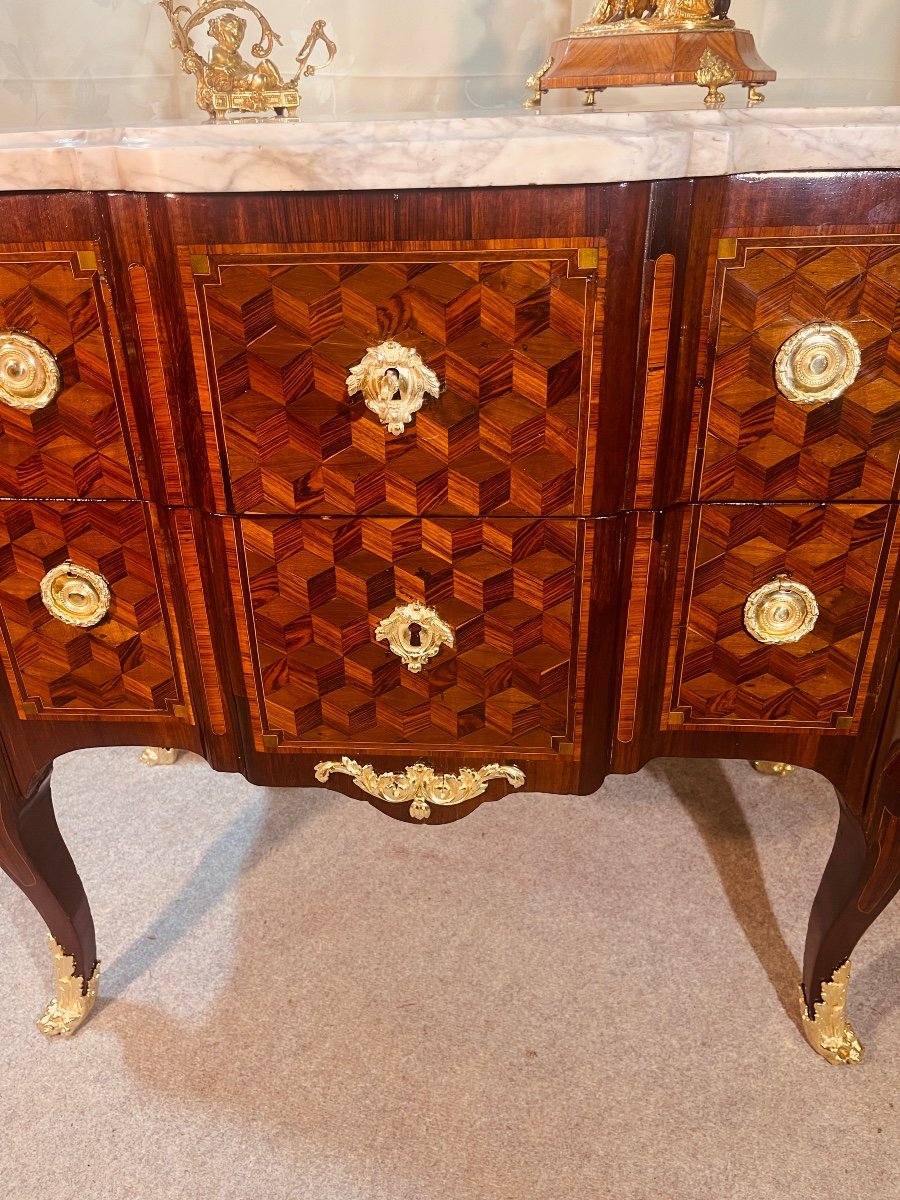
[0,175,897,1028]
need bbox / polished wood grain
[182,246,604,519]
[226,513,588,758]
[663,502,900,732]
[696,237,900,502]
[0,500,193,722]
[0,250,139,500]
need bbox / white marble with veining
[1,105,898,194]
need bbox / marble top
[4,104,899,193]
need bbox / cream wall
[0,0,897,129]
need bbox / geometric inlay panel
[664,503,898,731]
[231,515,585,751]
[698,240,900,502]
[0,255,138,499]
[0,501,188,719]
[192,251,602,517]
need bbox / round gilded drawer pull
[346,340,440,435]
[40,563,111,629]
[375,601,454,673]
[774,322,861,405]
[743,575,819,646]
[315,758,526,821]
[0,331,62,411]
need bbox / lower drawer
[224,515,596,760]
[0,500,192,721]
[662,502,900,732]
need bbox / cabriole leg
[0,763,98,1036]
[802,762,900,1064]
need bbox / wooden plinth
[537,27,775,104]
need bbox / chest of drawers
[1,172,899,1067]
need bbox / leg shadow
[647,757,803,1028]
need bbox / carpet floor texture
[0,748,897,1199]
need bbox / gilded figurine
[160,1,337,121]
[587,0,720,24]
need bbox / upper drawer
[183,245,603,517]
[692,235,900,503]
[0,249,140,501]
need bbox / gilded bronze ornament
[526,0,773,110]
[140,747,180,766]
[375,602,454,674]
[0,331,61,411]
[160,2,336,121]
[346,341,441,436]
[775,322,861,405]
[752,761,796,777]
[36,937,99,1038]
[801,961,864,1065]
[314,759,526,821]
[694,48,736,106]
[40,563,111,629]
[744,576,819,646]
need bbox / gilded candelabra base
[526,23,775,110]
[801,961,864,1065]
[36,938,99,1038]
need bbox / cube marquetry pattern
[700,241,900,501]
[234,516,581,751]
[0,501,185,718]
[666,503,897,730]
[0,256,137,499]
[197,254,597,516]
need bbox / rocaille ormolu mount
[526,0,776,110]
[160,0,336,120]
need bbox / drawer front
[663,503,900,732]
[0,501,191,721]
[226,515,591,756]
[693,236,900,503]
[0,251,139,500]
[186,246,602,517]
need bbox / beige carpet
[0,748,897,1199]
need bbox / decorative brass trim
[75,250,99,272]
[524,55,553,109]
[695,48,736,107]
[717,237,738,261]
[140,747,180,766]
[36,937,99,1038]
[375,602,454,674]
[744,575,819,646]
[801,961,864,1065]
[315,759,526,821]
[775,322,861,405]
[346,341,440,436]
[577,247,600,270]
[752,761,795,777]
[160,2,336,121]
[190,253,211,276]
[40,563,111,629]
[0,331,62,411]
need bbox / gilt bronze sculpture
[160,1,337,121]
[526,0,774,110]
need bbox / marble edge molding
[0,107,897,193]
